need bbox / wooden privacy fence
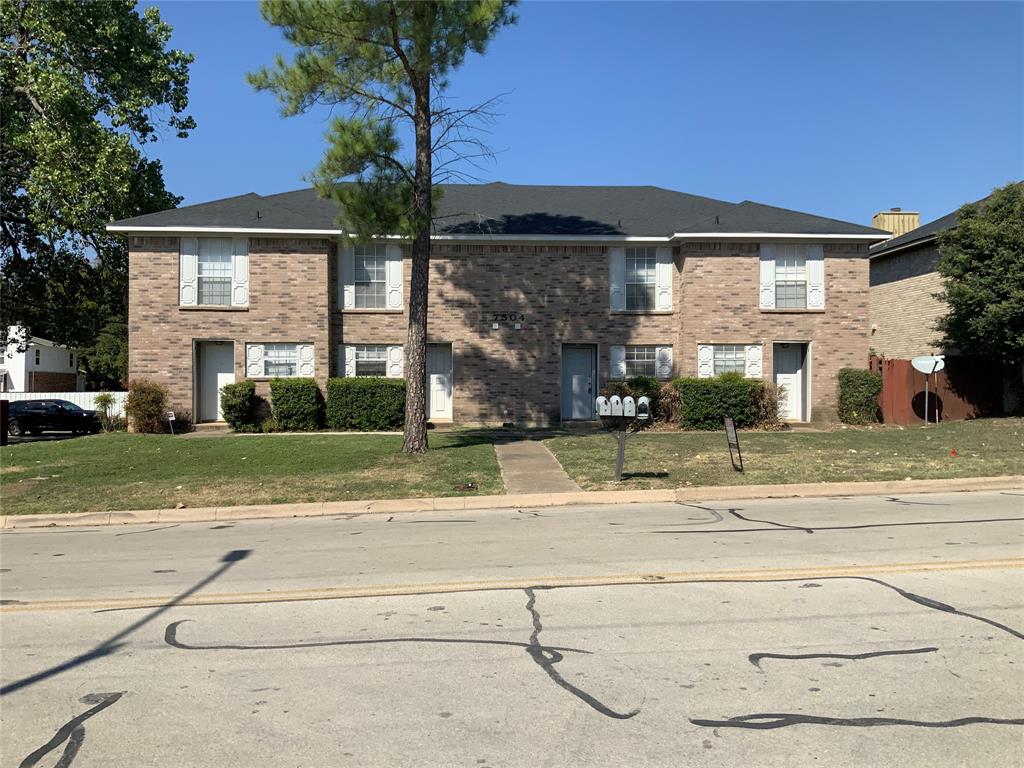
[869,355,1003,425]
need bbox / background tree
[936,182,1024,378]
[1,0,194,387]
[250,0,517,453]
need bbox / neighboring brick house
[108,184,887,425]
[869,207,950,359]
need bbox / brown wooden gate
[869,355,1004,425]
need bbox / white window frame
[624,247,657,311]
[354,245,388,309]
[624,345,657,377]
[698,343,763,379]
[775,250,808,309]
[197,238,233,306]
[712,344,747,376]
[262,343,299,378]
[354,344,388,377]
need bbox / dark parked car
[7,399,102,436]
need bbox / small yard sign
[724,416,743,472]
[166,410,176,435]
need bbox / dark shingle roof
[870,186,1020,258]
[111,182,886,238]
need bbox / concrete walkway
[494,439,580,493]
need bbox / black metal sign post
[724,416,743,472]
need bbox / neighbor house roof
[870,185,1020,258]
[109,182,887,240]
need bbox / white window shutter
[343,345,356,377]
[806,244,825,309]
[655,247,673,310]
[744,344,763,378]
[655,346,673,379]
[608,248,626,311]
[231,238,249,307]
[386,246,403,310]
[386,345,404,378]
[340,247,355,310]
[697,344,713,378]
[609,345,626,379]
[759,244,776,309]
[297,344,314,376]
[246,344,264,377]
[179,238,198,306]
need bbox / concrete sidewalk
[1,475,1020,530]
[494,439,580,493]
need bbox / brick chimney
[872,207,920,239]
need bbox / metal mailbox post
[596,395,650,482]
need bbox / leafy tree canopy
[1,0,194,385]
[936,182,1024,365]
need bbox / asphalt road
[1,490,1022,767]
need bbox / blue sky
[144,1,1023,226]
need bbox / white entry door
[774,343,805,421]
[426,343,453,421]
[199,341,235,422]
[561,345,596,420]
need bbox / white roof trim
[107,224,886,242]
[107,225,344,235]
[671,232,887,241]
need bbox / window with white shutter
[761,244,825,310]
[244,343,313,378]
[700,344,764,379]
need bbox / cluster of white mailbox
[595,395,651,420]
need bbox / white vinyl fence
[2,391,128,417]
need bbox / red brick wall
[129,236,870,425]
[128,236,332,419]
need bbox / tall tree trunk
[403,70,432,454]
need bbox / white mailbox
[636,396,651,420]
[596,396,611,417]
[623,396,636,417]
[609,395,623,416]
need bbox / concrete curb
[2,475,1021,530]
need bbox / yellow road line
[3,558,1022,614]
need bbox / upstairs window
[775,251,807,309]
[624,345,657,377]
[713,344,746,376]
[354,345,387,376]
[354,246,387,309]
[625,247,656,311]
[197,238,233,306]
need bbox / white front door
[199,342,234,422]
[561,345,596,420]
[774,343,805,421]
[426,344,453,420]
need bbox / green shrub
[603,375,664,420]
[673,373,764,430]
[838,367,882,424]
[125,378,169,433]
[326,377,406,431]
[269,378,323,431]
[220,381,261,432]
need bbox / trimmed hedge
[125,378,169,433]
[672,373,782,430]
[269,378,323,431]
[220,381,261,432]
[326,377,405,431]
[838,367,883,424]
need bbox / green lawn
[546,418,1024,491]
[0,432,502,515]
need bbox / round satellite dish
[911,355,945,374]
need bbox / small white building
[2,326,83,393]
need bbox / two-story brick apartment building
[108,183,887,425]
